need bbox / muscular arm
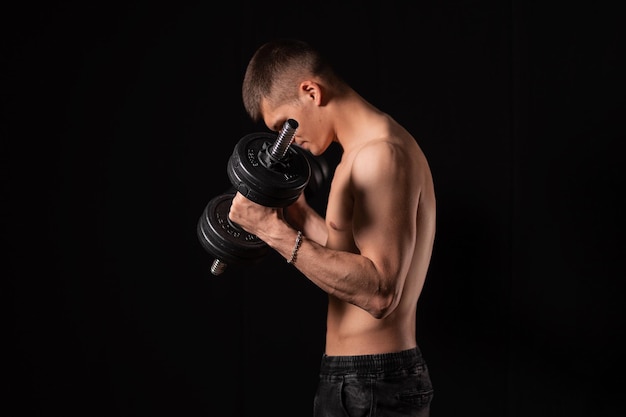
[230,141,420,319]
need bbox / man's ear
[299,80,323,105]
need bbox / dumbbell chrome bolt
[267,118,298,162]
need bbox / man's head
[242,39,342,124]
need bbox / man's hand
[228,192,283,238]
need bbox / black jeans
[313,347,434,417]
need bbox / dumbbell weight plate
[196,192,269,266]
[227,132,311,208]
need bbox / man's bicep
[351,147,417,277]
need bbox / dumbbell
[197,119,330,276]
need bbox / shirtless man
[229,38,436,417]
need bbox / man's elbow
[362,264,402,319]
[367,291,398,319]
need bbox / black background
[4,1,625,416]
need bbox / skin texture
[229,60,436,356]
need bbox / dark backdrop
[4,1,624,416]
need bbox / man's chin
[304,147,321,156]
[294,142,310,151]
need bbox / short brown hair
[242,39,341,122]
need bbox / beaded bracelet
[287,231,303,264]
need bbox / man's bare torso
[322,116,436,356]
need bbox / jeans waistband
[319,347,422,374]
